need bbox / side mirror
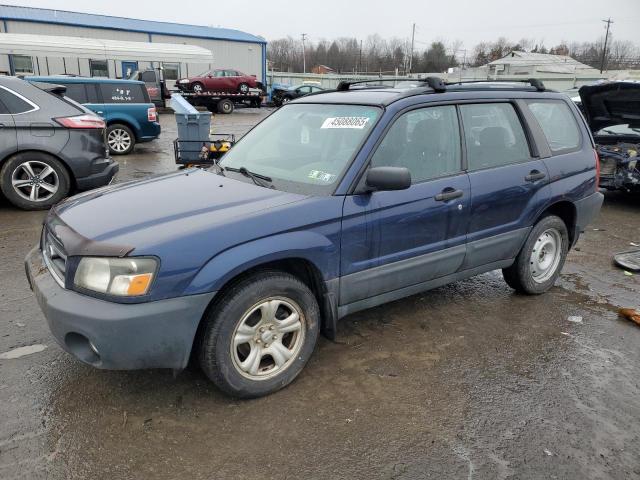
[365,166,411,191]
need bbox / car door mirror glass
[365,166,411,191]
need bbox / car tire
[106,124,135,155]
[192,82,204,94]
[0,152,70,210]
[198,271,320,398]
[237,82,249,94]
[217,99,234,114]
[502,215,569,294]
[282,96,292,104]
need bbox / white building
[0,5,266,85]
[487,51,598,76]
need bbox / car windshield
[218,103,381,195]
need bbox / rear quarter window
[0,86,37,114]
[99,83,148,103]
[526,100,581,153]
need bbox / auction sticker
[321,117,370,129]
[308,170,337,182]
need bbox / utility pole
[600,18,613,74]
[408,23,416,74]
[301,33,307,74]
[359,39,363,74]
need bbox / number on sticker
[321,117,370,129]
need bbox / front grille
[42,228,67,287]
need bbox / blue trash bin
[171,94,211,162]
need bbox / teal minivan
[27,76,161,155]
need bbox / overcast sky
[2,0,639,50]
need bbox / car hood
[50,169,306,252]
[579,82,640,132]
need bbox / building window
[89,60,109,78]
[162,63,180,81]
[12,55,34,74]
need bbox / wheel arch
[106,119,139,141]
[537,200,577,246]
[190,255,338,365]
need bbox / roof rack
[335,76,546,93]
[336,76,446,92]
[445,78,546,92]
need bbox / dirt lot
[1,111,639,480]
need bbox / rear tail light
[594,148,600,191]
[54,114,105,129]
[148,107,157,122]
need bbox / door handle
[435,188,464,202]
[525,170,546,182]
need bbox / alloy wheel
[10,160,59,202]
[230,297,305,380]
[107,128,132,153]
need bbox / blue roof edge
[0,5,267,45]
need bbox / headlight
[74,257,157,296]
[178,79,190,84]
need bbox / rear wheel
[107,124,135,155]
[502,215,569,294]
[217,98,234,114]
[0,152,70,210]
[198,271,320,398]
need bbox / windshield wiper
[225,166,273,188]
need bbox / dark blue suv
[26,78,603,398]
[26,76,160,155]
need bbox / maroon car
[176,69,259,94]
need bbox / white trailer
[0,32,214,88]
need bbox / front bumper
[25,247,216,370]
[75,159,119,191]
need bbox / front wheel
[502,215,569,294]
[192,82,204,94]
[237,82,249,94]
[198,271,320,398]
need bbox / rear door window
[60,83,88,104]
[460,103,531,170]
[85,84,100,103]
[526,100,581,153]
[371,105,462,183]
[0,86,37,114]
[99,83,146,103]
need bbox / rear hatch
[579,82,640,189]
[32,81,109,158]
[579,82,640,140]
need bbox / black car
[272,84,324,106]
[0,76,117,210]
[574,82,640,192]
